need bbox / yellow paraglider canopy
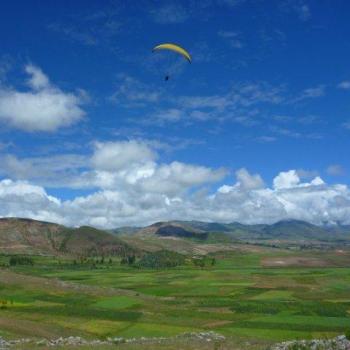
[152,43,192,63]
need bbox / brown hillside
[0,218,136,257]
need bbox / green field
[1,249,350,349]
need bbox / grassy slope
[0,248,350,349]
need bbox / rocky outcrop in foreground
[270,335,350,350]
[0,331,225,349]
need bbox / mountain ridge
[1,217,350,257]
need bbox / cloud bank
[0,140,349,228]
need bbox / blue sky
[0,0,349,227]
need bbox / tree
[127,255,136,265]
[120,257,128,265]
[9,256,34,266]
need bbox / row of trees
[2,253,217,270]
[119,252,217,269]
[72,257,114,265]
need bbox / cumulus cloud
[0,140,350,228]
[219,168,264,193]
[273,170,301,189]
[0,64,85,132]
[0,179,63,223]
[91,140,156,172]
[0,139,225,191]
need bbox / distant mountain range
[1,217,350,256]
[112,219,350,242]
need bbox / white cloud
[218,168,264,193]
[0,164,350,227]
[0,65,85,132]
[0,179,63,223]
[293,85,325,103]
[151,109,183,125]
[273,170,300,189]
[338,81,350,90]
[236,168,265,190]
[140,161,226,195]
[303,86,325,98]
[25,64,50,90]
[0,154,88,186]
[91,140,156,172]
[1,141,350,228]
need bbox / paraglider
[152,43,191,81]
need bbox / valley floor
[1,248,350,349]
